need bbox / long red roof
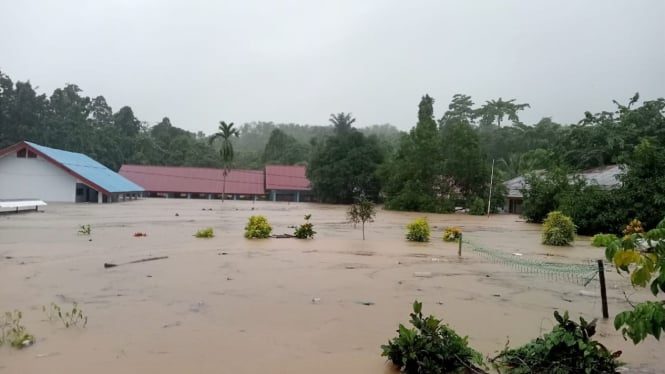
[119,165,265,195]
[265,165,311,191]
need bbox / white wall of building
[0,152,77,202]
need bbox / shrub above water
[542,211,575,246]
[381,301,483,373]
[244,215,272,239]
[406,218,430,242]
[491,311,622,373]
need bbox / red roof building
[264,165,312,202]
[119,165,265,198]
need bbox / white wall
[0,152,77,202]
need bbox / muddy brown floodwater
[0,199,662,373]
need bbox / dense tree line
[1,69,663,234]
[0,70,400,171]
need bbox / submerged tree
[347,195,376,240]
[209,121,239,202]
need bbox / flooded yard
[0,199,661,373]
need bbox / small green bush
[591,233,617,247]
[491,311,622,373]
[381,301,483,373]
[195,227,214,238]
[244,215,272,239]
[406,218,430,242]
[468,197,486,215]
[294,214,316,239]
[542,211,575,246]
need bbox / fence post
[458,233,463,256]
[597,260,609,319]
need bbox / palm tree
[478,98,530,128]
[329,112,356,133]
[209,121,239,202]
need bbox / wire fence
[465,240,600,288]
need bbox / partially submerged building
[0,141,144,203]
[118,165,265,199]
[503,165,622,214]
[265,165,312,202]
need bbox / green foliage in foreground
[381,301,483,374]
[542,211,576,246]
[194,227,214,238]
[406,218,430,242]
[601,217,665,343]
[491,311,622,374]
[244,215,272,239]
[0,310,35,349]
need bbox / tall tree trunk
[362,221,365,240]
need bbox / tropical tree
[382,95,447,212]
[308,126,384,203]
[478,97,530,128]
[209,121,240,202]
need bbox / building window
[27,150,37,158]
[17,149,26,157]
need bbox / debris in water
[413,272,432,278]
[512,252,523,256]
[311,297,321,304]
[356,301,375,306]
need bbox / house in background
[0,141,144,203]
[504,175,527,214]
[119,164,265,200]
[503,165,622,214]
[265,165,312,202]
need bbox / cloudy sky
[1,0,663,133]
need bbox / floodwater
[0,199,661,373]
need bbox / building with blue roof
[0,141,144,203]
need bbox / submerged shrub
[542,211,575,246]
[294,214,316,239]
[443,226,462,242]
[195,227,214,238]
[244,215,272,239]
[406,218,430,242]
[0,310,35,349]
[468,197,486,216]
[381,301,483,374]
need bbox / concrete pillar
[208,194,212,200]
[234,194,237,201]
[271,190,276,202]
[98,193,103,204]
[296,191,300,203]
[187,193,191,199]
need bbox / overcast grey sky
[1,0,663,133]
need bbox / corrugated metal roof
[265,165,311,191]
[504,175,526,199]
[23,142,144,193]
[119,165,265,195]
[578,165,622,187]
[503,165,623,199]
